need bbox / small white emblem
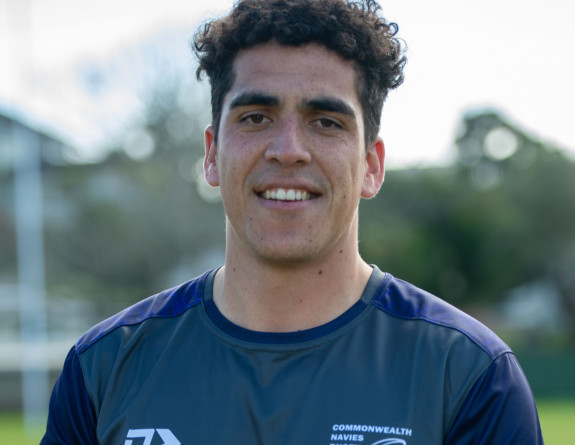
[124,428,181,445]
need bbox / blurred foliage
[37,83,226,316]
[360,110,575,343]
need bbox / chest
[92,331,457,445]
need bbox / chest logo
[124,428,181,445]
[330,423,412,444]
[371,440,407,445]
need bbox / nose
[264,117,312,166]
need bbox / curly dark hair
[193,0,406,147]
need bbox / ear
[361,137,385,199]
[204,125,220,187]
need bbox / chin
[251,240,330,267]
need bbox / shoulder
[370,274,545,442]
[75,269,214,354]
[371,273,511,360]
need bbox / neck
[213,236,372,333]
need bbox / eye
[241,113,271,125]
[312,118,342,129]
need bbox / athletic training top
[42,266,543,445]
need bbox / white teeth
[261,188,311,201]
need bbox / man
[42,0,543,443]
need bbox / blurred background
[1,0,574,442]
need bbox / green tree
[42,81,226,317]
[360,110,575,341]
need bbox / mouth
[257,188,318,202]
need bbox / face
[204,42,385,265]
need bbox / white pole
[13,121,49,433]
[8,0,50,433]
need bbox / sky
[1,0,574,168]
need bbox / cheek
[334,152,365,183]
[217,147,255,193]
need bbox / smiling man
[42,1,543,444]
[203,42,384,332]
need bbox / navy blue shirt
[42,266,543,444]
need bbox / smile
[259,188,316,201]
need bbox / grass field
[537,399,575,444]
[1,399,573,444]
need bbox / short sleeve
[41,347,98,445]
[445,352,543,444]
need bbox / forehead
[226,42,361,107]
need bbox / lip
[256,194,318,213]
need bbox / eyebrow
[301,97,356,118]
[229,92,279,109]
